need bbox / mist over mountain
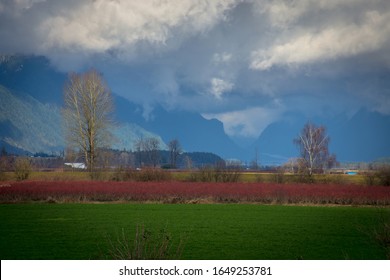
[114,94,244,159]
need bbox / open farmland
[1,181,390,205]
[1,180,389,260]
[0,203,389,260]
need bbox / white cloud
[203,106,283,138]
[35,0,239,57]
[209,78,234,99]
[251,4,390,70]
[0,0,241,70]
[254,0,382,30]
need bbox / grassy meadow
[0,203,388,260]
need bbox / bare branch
[63,69,114,173]
[294,122,335,175]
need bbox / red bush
[0,181,389,205]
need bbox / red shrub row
[0,181,389,205]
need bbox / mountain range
[0,55,241,159]
[1,55,390,164]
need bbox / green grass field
[0,203,388,260]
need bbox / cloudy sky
[1,0,390,141]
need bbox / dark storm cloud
[1,0,389,138]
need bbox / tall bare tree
[144,137,160,168]
[294,122,336,175]
[250,147,260,170]
[63,69,114,173]
[135,137,161,167]
[168,138,182,169]
[134,137,144,167]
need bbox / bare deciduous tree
[0,147,9,180]
[184,155,193,170]
[294,122,336,175]
[63,70,114,173]
[144,137,160,168]
[250,147,260,170]
[135,137,161,167]
[168,138,182,169]
[134,137,144,167]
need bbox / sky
[1,0,390,141]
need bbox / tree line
[65,147,223,170]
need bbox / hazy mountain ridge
[1,55,389,163]
[331,109,390,162]
[111,123,167,151]
[253,109,390,164]
[114,94,244,159]
[0,56,238,157]
[0,55,65,104]
[0,85,167,154]
[0,85,63,154]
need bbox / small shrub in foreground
[14,157,32,181]
[188,166,241,182]
[110,168,172,182]
[106,225,184,260]
[0,156,8,181]
[364,172,377,186]
[271,170,285,184]
[376,167,390,186]
[135,168,172,182]
[0,170,6,181]
[90,170,111,181]
[363,167,390,186]
[110,167,127,181]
